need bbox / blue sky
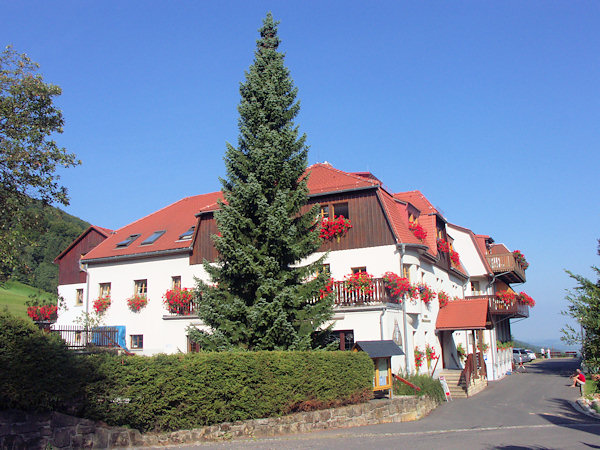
[4,1,599,346]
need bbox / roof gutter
[82,247,191,265]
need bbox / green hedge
[393,373,445,403]
[83,351,373,432]
[0,310,89,412]
[0,312,373,432]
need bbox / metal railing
[51,325,119,349]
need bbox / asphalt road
[178,358,600,449]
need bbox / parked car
[525,349,536,360]
[513,348,531,364]
[517,348,531,362]
[513,349,523,365]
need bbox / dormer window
[178,226,195,241]
[116,234,140,248]
[141,230,166,245]
[320,202,349,219]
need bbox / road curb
[572,398,600,420]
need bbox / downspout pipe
[398,243,411,374]
[83,262,90,345]
[380,306,387,340]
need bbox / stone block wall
[1,395,438,448]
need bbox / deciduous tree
[0,46,80,281]
[562,240,600,371]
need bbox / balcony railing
[485,252,526,283]
[51,325,119,349]
[464,295,529,318]
[331,278,398,306]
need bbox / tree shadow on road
[525,358,581,377]
[537,397,600,447]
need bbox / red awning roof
[436,298,489,331]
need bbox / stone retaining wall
[1,396,438,448]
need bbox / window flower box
[319,215,352,242]
[416,283,436,304]
[344,271,374,296]
[437,238,450,253]
[408,222,427,241]
[517,291,535,307]
[127,294,148,312]
[450,249,460,266]
[93,295,111,315]
[382,271,411,303]
[163,287,195,315]
[513,250,529,270]
[496,290,516,306]
[27,305,58,322]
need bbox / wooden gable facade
[54,227,111,285]
[190,186,397,265]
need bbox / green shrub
[1,309,373,432]
[393,373,445,403]
[83,350,373,432]
[0,310,90,413]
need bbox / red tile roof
[436,298,489,331]
[490,243,510,254]
[393,190,438,215]
[305,163,379,194]
[82,192,222,261]
[377,191,422,245]
[78,164,462,265]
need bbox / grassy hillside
[0,280,56,320]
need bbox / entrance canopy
[352,340,404,357]
[436,298,490,331]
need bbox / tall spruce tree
[191,13,333,351]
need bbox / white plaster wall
[318,246,465,375]
[447,226,487,278]
[55,242,468,373]
[77,254,211,355]
[306,244,400,279]
[56,282,87,325]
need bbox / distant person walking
[540,347,545,358]
[547,348,551,359]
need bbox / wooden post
[472,330,477,380]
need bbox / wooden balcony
[485,252,526,284]
[464,295,529,318]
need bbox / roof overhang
[81,247,191,265]
[352,340,405,358]
[436,298,491,331]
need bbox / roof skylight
[115,234,141,248]
[141,230,166,245]
[178,226,195,241]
